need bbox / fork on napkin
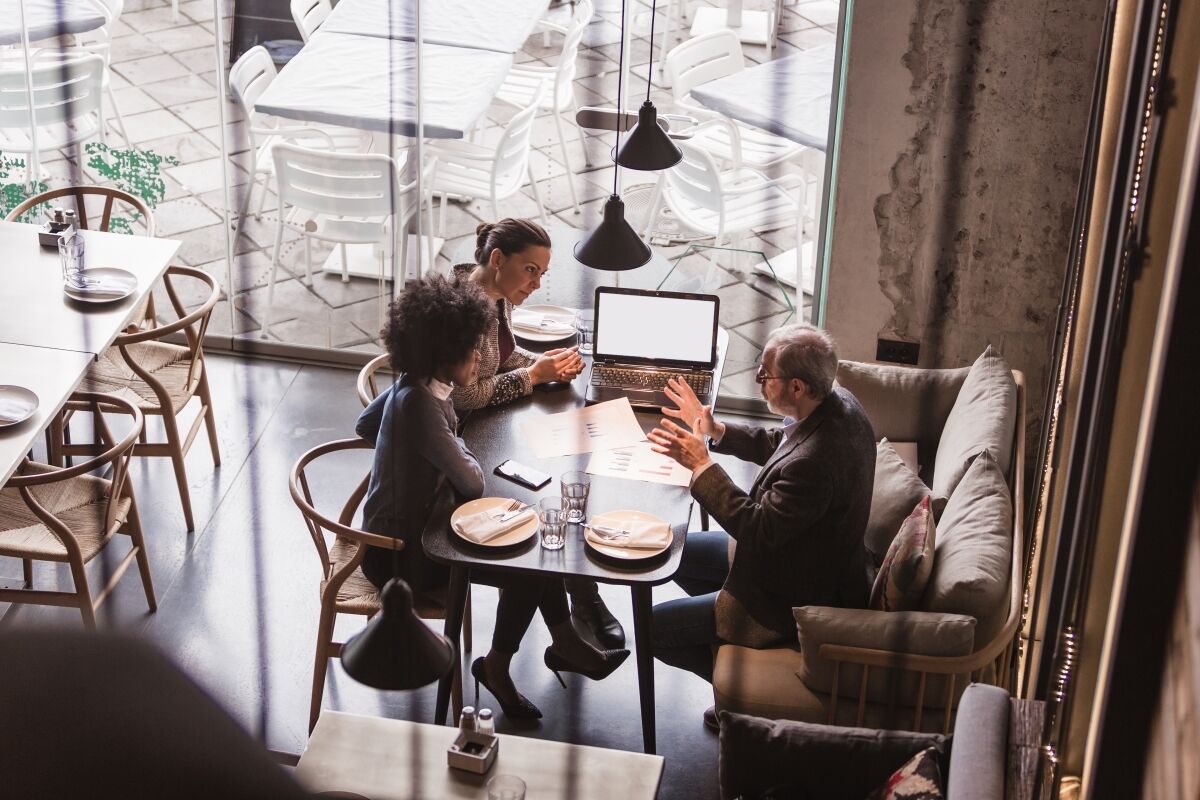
[455,505,536,544]
[584,519,672,550]
[511,308,575,336]
[66,272,136,298]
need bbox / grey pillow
[866,439,948,568]
[922,451,1013,645]
[931,346,1017,499]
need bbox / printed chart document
[521,397,646,459]
[586,441,692,487]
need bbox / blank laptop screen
[594,291,717,365]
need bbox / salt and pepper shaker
[39,207,71,247]
[476,708,495,736]
[63,210,78,236]
[459,705,477,733]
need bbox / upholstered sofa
[712,349,1026,733]
[718,683,1031,799]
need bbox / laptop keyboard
[592,365,711,396]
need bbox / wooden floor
[0,353,745,800]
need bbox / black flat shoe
[544,645,630,686]
[570,591,626,649]
[470,657,542,720]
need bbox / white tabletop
[0,0,107,46]
[254,32,514,138]
[296,711,665,799]
[690,43,835,151]
[0,343,93,485]
[0,221,179,356]
[321,0,549,54]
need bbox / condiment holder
[38,207,72,248]
[447,729,499,774]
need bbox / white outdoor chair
[427,80,548,237]
[492,0,592,214]
[61,0,130,146]
[0,53,105,183]
[291,0,331,42]
[228,46,371,234]
[263,144,436,338]
[664,30,803,170]
[645,140,801,282]
[658,0,790,72]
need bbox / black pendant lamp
[341,577,454,690]
[614,0,681,171]
[574,0,653,271]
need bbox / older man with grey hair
[647,323,875,725]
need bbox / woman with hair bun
[452,218,627,650]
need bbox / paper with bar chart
[586,441,692,487]
[520,397,646,459]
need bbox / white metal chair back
[229,45,277,120]
[273,144,399,221]
[492,81,546,197]
[291,0,331,42]
[665,29,744,102]
[549,0,591,111]
[666,141,725,220]
[0,54,105,130]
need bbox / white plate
[451,497,538,548]
[0,385,39,428]
[511,304,577,343]
[584,509,672,560]
[63,266,137,304]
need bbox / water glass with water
[574,309,594,355]
[487,774,526,800]
[537,496,567,551]
[561,470,590,523]
[58,231,85,287]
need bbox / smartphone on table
[494,459,551,491]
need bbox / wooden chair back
[356,354,394,408]
[5,185,155,236]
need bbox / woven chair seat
[81,341,197,414]
[323,537,447,618]
[0,463,129,562]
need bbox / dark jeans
[651,530,730,683]
[362,546,569,655]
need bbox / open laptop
[585,287,720,410]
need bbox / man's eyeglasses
[755,364,792,385]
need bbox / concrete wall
[825,0,1107,439]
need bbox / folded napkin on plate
[511,308,575,336]
[67,272,136,298]
[586,519,672,550]
[0,396,35,424]
[455,506,535,544]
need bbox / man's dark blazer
[691,386,876,639]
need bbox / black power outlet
[876,338,920,365]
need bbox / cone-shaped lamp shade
[615,101,682,171]
[574,194,652,271]
[341,578,454,690]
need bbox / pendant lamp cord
[614,0,628,196]
[646,0,657,102]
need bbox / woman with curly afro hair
[355,277,627,720]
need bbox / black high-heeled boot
[566,577,625,648]
[471,657,542,720]
[544,645,630,686]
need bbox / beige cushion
[866,439,947,567]
[713,643,826,723]
[922,451,1012,645]
[793,606,975,704]
[835,361,970,482]
[930,347,1017,498]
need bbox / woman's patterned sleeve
[450,366,534,410]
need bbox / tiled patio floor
[15,0,835,397]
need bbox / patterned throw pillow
[869,497,936,611]
[863,746,944,800]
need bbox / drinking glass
[487,775,526,800]
[537,496,567,550]
[574,309,594,355]
[58,231,85,287]
[560,470,590,523]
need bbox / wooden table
[0,222,180,356]
[0,343,93,485]
[426,330,729,755]
[296,711,665,799]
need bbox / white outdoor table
[690,0,777,48]
[296,711,666,800]
[690,44,835,293]
[321,0,549,54]
[0,222,180,356]
[0,0,106,46]
[0,342,92,486]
